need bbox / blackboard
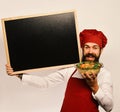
[2,11,81,74]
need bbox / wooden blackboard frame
[2,10,81,75]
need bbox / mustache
[82,53,100,62]
[84,53,97,58]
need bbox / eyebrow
[84,45,99,47]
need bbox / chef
[6,29,113,112]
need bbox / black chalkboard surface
[2,11,81,74]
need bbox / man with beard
[6,29,113,112]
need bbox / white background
[0,0,120,112]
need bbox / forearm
[91,84,99,94]
[21,67,75,88]
[21,72,65,88]
[93,86,113,112]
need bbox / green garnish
[76,61,102,70]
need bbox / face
[82,42,102,62]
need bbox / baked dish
[76,61,102,74]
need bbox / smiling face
[82,42,102,62]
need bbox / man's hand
[6,64,14,76]
[6,64,23,79]
[81,73,99,94]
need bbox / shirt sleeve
[22,67,75,88]
[92,69,113,112]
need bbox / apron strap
[71,68,77,77]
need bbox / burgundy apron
[61,69,99,112]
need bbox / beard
[82,53,100,62]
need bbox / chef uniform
[61,69,99,112]
[22,29,113,112]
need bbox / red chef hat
[80,29,107,48]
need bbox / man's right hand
[6,64,14,76]
[5,64,23,80]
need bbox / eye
[84,45,89,49]
[93,46,99,50]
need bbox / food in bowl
[76,61,102,74]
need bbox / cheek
[83,52,88,56]
[83,49,88,55]
[94,50,101,57]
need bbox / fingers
[81,72,97,80]
[5,64,14,76]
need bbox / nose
[88,48,93,53]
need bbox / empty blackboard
[2,11,81,75]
